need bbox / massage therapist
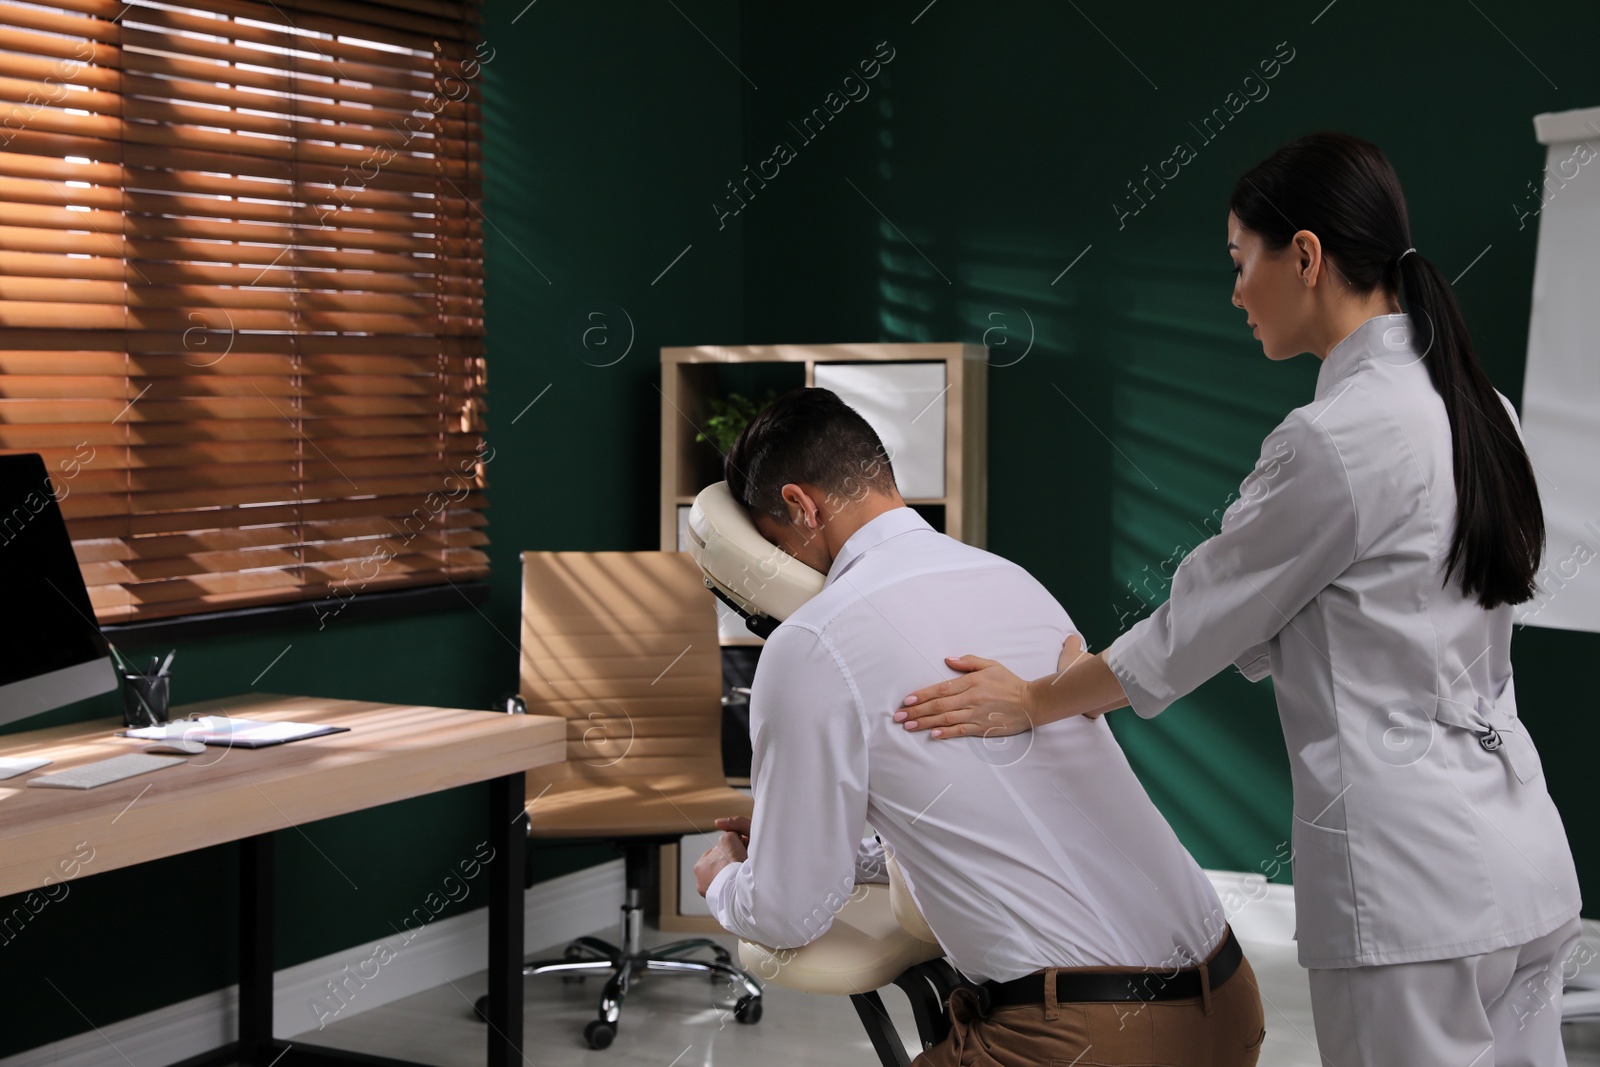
[894,132,1581,1066]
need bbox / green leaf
[695,389,780,454]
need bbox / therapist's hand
[1055,635,1105,720]
[694,830,748,897]
[895,635,1101,737]
[895,656,1032,738]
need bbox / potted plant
[696,389,778,455]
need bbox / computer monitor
[0,453,117,727]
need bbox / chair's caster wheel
[584,1019,617,1049]
[471,994,490,1023]
[734,996,763,1024]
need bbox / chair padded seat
[525,774,752,839]
[737,884,945,995]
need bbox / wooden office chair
[489,551,763,1049]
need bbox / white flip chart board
[1519,104,1600,632]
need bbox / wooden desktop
[0,693,567,1067]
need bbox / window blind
[0,0,489,624]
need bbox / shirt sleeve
[1106,407,1358,717]
[705,624,870,949]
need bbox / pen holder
[121,672,170,729]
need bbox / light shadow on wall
[1097,250,1314,875]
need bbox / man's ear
[781,483,824,530]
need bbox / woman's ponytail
[1232,132,1545,609]
[1396,250,1543,608]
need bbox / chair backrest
[519,551,726,790]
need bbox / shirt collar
[824,506,933,587]
[1314,312,1417,401]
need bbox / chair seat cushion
[737,884,945,995]
[525,774,752,838]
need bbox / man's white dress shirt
[707,507,1225,983]
[1106,312,1581,968]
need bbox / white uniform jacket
[1106,312,1581,968]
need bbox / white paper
[124,716,336,745]
[0,757,51,779]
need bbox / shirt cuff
[854,836,889,885]
[1233,643,1272,682]
[1105,624,1176,719]
[704,859,742,927]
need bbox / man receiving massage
[691,388,1266,1067]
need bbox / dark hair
[1230,131,1543,609]
[724,388,898,520]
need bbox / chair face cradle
[479,551,764,1050]
[685,480,826,637]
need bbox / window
[0,0,488,624]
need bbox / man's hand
[714,815,751,845]
[694,830,748,897]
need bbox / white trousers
[1308,918,1583,1067]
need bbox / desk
[0,693,567,1067]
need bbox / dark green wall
[732,0,1599,887]
[0,0,744,1055]
[6,0,1597,1057]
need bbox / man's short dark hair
[724,388,898,520]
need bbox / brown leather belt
[978,927,1243,1009]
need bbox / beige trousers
[912,953,1266,1067]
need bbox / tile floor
[277,923,1600,1067]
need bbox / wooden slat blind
[0,0,489,623]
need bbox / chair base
[475,842,763,1049]
[474,929,764,1049]
[850,959,963,1067]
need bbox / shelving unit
[659,342,989,555]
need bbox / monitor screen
[0,453,115,724]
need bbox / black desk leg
[240,833,275,1067]
[486,773,526,1067]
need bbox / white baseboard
[0,859,624,1067]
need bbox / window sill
[101,581,491,649]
